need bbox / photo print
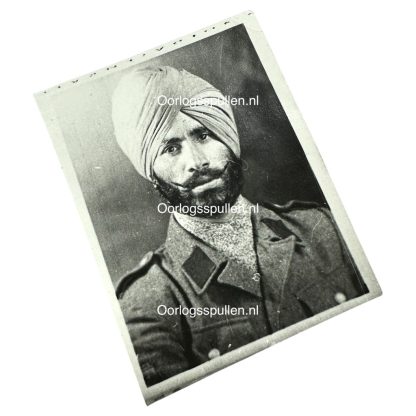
[35,11,382,404]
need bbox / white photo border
[35,10,382,405]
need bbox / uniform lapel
[253,205,299,330]
[253,204,299,286]
[216,257,263,297]
[165,215,262,297]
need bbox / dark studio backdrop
[49,24,327,283]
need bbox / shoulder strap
[262,199,323,213]
[115,251,158,299]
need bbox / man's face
[152,112,242,216]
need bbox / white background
[1,1,415,415]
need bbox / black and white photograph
[34,12,382,403]
[5,1,416,413]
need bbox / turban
[112,66,240,180]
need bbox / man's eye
[200,132,208,140]
[165,145,179,154]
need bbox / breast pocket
[293,264,358,316]
[190,317,257,363]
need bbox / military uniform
[116,201,368,386]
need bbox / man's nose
[183,142,209,173]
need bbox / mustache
[174,162,229,190]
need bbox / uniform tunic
[116,201,368,386]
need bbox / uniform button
[334,292,347,304]
[252,273,261,282]
[208,348,221,360]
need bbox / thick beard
[154,152,243,218]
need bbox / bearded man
[112,66,368,387]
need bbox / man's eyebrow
[160,136,182,146]
[160,128,208,146]
[190,126,209,136]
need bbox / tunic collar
[164,199,299,297]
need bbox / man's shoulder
[115,247,171,300]
[260,200,331,224]
[262,199,324,213]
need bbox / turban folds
[112,66,240,180]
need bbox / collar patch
[261,218,301,242]
[182,246,216,290]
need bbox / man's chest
[164,238,347,363]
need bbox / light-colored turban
[112,66,240,180]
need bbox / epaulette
[115,251,158,299]
[262,199,324,213]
